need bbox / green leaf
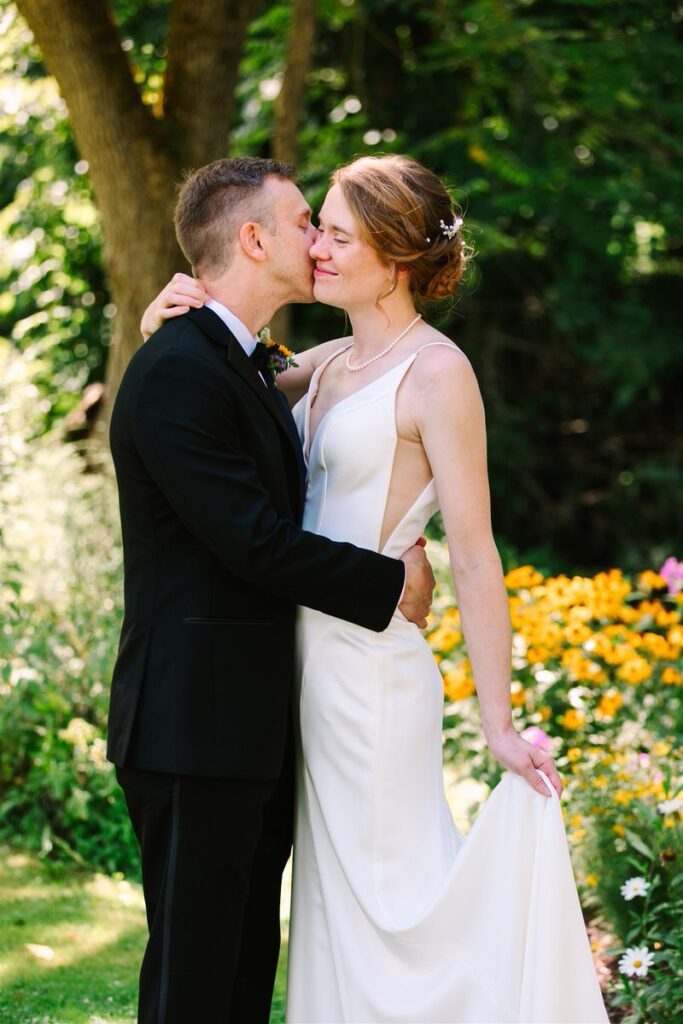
[624,828,655,861]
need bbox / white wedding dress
[287,344,609,1024]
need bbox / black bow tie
[250,343,271,375]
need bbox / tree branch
[164,0,259,170]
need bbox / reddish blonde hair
[331,154,469,302]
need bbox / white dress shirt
[205,298,259,357]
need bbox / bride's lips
[314,267,338,277]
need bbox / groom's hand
[399,539,435,628]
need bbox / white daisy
[618,946,655,977]
[657,797,683,815]
[620,876,650,900]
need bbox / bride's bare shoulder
[411,327,472,380]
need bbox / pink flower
[659,557,683,595]
[521,726,553,751]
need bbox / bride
[143,154,608,1023]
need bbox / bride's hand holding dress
[407,341,561,797]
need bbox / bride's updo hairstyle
[331,154,469,304]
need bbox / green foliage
[0,342,135,875]
[568,746,683,1024]
[428,556,682,1021]
[3,0,681,566]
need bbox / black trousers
[116,734,294,1024]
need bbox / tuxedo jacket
[106,307,405,780]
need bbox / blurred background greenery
[2,0,681,569]
[1,3,681,1017]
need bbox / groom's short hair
[175,157,297,276]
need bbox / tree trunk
[270,0,318,349]
[15,0,256,417]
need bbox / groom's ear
[238,221,268,263]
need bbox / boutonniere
[256,327,299,377]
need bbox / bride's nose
[309,233,327,260]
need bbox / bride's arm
[412,346,562,798]
[275,335,350,406]
[139,273,351,406]
[140,273,208,340]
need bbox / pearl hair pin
[426,215,463,244]
[346,314,422,373]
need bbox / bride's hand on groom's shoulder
[399,539,436,628]
[487,724,564,799]
[141,273,208,341]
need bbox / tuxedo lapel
[185,306,305,514]
[185,306,287,435]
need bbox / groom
[107,156,435,1024]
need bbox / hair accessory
[439,216,463,240]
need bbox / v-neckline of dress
[304,346,419,461]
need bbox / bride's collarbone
[311,337,437,416]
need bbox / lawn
[0,847,288,1023]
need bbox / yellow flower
[613,823,625,836]
[617,656,653,684]
[638,570,667,591]
[504,565,544,589]
[595,690,623,719]
[570,828,587,842]
[443,666,476,702]
[586,874,599,887]
[559,708,586,731]
[564,622,592,645]
[539,705,552,721]
[656,608,680,627]
[526,645,552,663]
[614,790,634,806]
[440,607,461,626]
[428,625,462,652]
[639,631,671,658]
[567,747,582,762]
[510,681,526,706]
[667,625,683,646]
[570,813,583,828]
[664,816,676,829]
[652,741,672,757]
[661,667,682,685]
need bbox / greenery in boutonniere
[256,327,298,376]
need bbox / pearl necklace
[345,314,422,373]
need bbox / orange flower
[504,565,544,589]
[617,656,653,684]
[595,689,623,719]
[510,682,526,706]
[443,666,476,702]
[560,709,586,731]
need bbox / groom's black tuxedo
[107,306,404,1023]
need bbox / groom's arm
[131,349,407,632]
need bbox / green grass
[0,847,288,1023]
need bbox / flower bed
[428,560,683,1021]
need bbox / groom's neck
[200,268,277,336]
